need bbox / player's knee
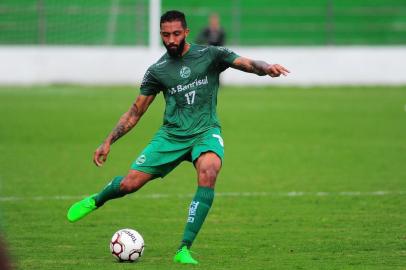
[119,170,153,193]
[120,177,142,193]
[119,179,135,193]
[198,165,219,187]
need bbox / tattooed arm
[231,57,290,77]
[93,94,156,167]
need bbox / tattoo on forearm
[109,103,139,144]
[233,58,270,76]
[110,124,127,144]
[251,60,269,76]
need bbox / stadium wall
[0,46,405,86]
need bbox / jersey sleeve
[212,46,240,72]
[140,67,163,96]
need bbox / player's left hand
[267,64,290,77]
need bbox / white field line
[0,191,405,202]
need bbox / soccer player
[67,10,289,264]
[196,13,226,46]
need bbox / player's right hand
[93,142,111,167]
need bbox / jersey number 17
[185,90,196,105]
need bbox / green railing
[0,0,405,46]
[0,0,149,45]
[163,0,406,45]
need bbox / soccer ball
[110,228,144,262]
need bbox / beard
[163,38,186,57]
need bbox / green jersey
[140,44,239,136]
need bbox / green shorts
[131,127,224,178]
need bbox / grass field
[0,85,405,269]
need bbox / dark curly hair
[160,10,187,28]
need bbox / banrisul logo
[180,66,191,78]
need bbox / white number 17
[185,90,196,105]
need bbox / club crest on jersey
[180,66,191,78]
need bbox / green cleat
[173,246,199,265]
[67,195,97,223]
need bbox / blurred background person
[196,13,226,46]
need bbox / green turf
[0,85,405,269]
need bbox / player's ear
[184,28,190,37]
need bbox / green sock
[94,176,126,207]
[179,186,215,250]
